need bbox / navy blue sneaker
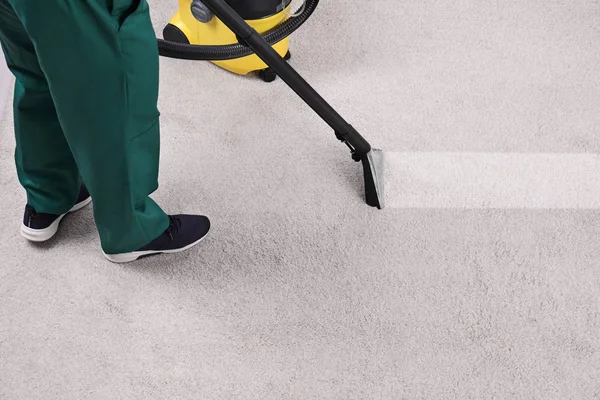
[21,184,92,242]
[103,215,211,263]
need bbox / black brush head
[361,149,385,209]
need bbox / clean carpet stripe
[384,152,600,209]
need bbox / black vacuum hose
[157,0,319,61]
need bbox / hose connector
[191,0,214,23]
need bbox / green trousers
[0,0,170,254]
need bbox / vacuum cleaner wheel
[259,68,277,82]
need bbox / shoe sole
[102,230,210,264]
[20,197,92,242]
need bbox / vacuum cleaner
[159,0,311,81]
[157,0,385,209]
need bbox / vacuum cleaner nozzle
[362,149,385,209]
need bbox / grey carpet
[1,1,600,399]
[0,51,9,120]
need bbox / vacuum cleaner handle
[201,0,383,209]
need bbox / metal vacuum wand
[201,0,385,209]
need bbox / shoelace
[166,216,181,240]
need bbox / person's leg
[5,0,171,255]
[0,0,82,215]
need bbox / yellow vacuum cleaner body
[163,0,294,81]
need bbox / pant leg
[5,0,170,254]
[0,0,81,215]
